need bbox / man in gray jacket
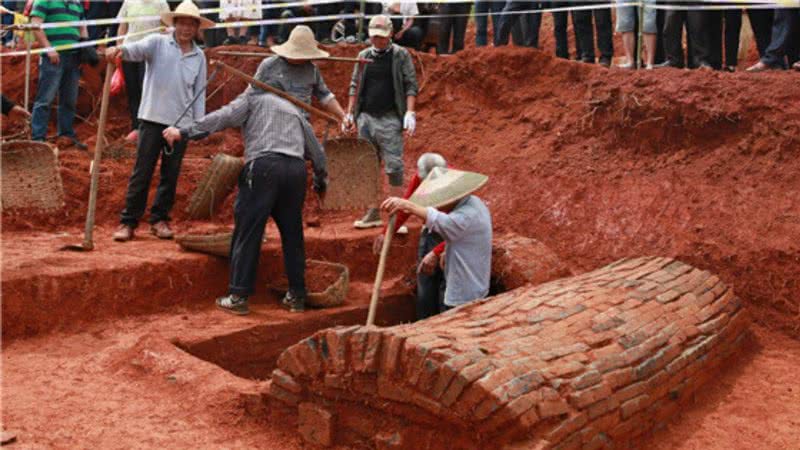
[163,89,328,315]
[343,14,418,230]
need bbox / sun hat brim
[162,12,216,30]
[270,43,330,60]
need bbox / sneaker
[150,221,174,239]
[616,62,634,70]
[396,225,409,235]
[598,57,612,68]
[353,208,382,229]
[281,291,305,313]
[55,136,88,150]
[222,36,238,46]
[113,224,135,242]
[216,294,249,315]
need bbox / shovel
[61,61,114,251]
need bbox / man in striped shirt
[29,0,88,149]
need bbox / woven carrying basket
[176,232,232,257]
[269,260,349,308]
[322,138,380,210]
[1,140,64,212]
[186,153,243,219]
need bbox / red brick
[269,383,300,406]
[348,329,369,372]
[362,329,384,372]
[440,360,494,407]
[271,369,302,394]
[298,402,334,446]
[571,370,602,390]
[374,431,403,450]
[606,367,634,390]
[546,412,588,445]
[620,394,651,419]
[586,396,619,420]
[380,334,406,375]
[538,396,571,419]
[568,381,612,409]
[613,380,648,404]
[539,343,590,362]
[377,375,413,404]
[543,360,586,379]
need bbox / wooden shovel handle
[212,60,339,125]
[367,214,396,326]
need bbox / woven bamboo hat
[409,167,488,208]
[271,25,330,59]
[162,0,215,30]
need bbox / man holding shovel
[249,25,346,121]
[342,14,418,230]
[162,88,328,315]
[105,0,212,241]
[381,168,492,311]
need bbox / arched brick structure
[270,256,748,449]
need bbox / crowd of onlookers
[3,1,798,70]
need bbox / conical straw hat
[409,167,488,208]
[162,0,215,30]
[271,25,330,60]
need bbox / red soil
[1,21,799,449]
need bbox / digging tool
[366,169,489,326]
[163,64,221,156]
[60,61,115,252]
[216,50,372,64]
[212,60,339,125]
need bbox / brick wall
[270,256,748,449]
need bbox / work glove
[341,113,354,134]
[403,111,416,136]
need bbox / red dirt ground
[2,21,799,450]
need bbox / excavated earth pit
[3,37,800,449]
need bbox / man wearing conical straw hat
[382,167,493,311]
[248,25,346,121]
[106,0,214,242]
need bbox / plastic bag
[110,63,125,96]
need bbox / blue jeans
[31,51,81,141]
[474,0,504,46]
[1,1,15,45]
[416,228,445,320]
[258,1,280,44]
[762,8,799,68]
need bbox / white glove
[403,111,416,136]
[341,113,354,133]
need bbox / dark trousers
[416,228,445,320]
[121,61,145,131]
[229,154,307,297]
[553,4,570,59]
[475,0,504,46]
[748,8,775,57]
[762,8,800,68]
[120,121,187,227]
[201,1,226,47]
[496,1,536,46]
[705,10,742,69]
[572,2,613,62]
[664,9,710,68]
[391,18,424,50]
[438,2,471,54]
[87,0,122,42]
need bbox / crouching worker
[373,153,448,319]
[380,168,492,311]
[162,90,328,315]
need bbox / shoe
[653,61,682,70]
[396,225,409,235]
[113,224,135,242]
[724,65,736,73]
[345,35,357,44]
[353,208,382,229]
[616,62,634,70]
[793,61,800,71]
[55,136,88,150]
[222,36,238,46]
[598,57,612,68]
[216,294,249,315]
[281,291,305,313]
[125,130,138,142]
[150,221,174,239]
[697,63,714,72]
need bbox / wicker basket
[1,140,64,212]
[269,259,349,308]
[175,232,232,257]
[186,153,243,219]
[323,138,380,210]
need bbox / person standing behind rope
[105,0,212,242]
[116,0,171,142]
[162,90,328,315]
[342,15,418,230]
[249,25,346,121]
[28,0,88,150]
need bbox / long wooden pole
[212,60,339,124]
[215,50,371,64]
[367,214,396,326]
[81,62,114,250]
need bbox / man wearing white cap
[249,25,346,120]
[106,0,213,242]
[381,167,492,310]
[343,15,418,229]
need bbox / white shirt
[382,1,418,18]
